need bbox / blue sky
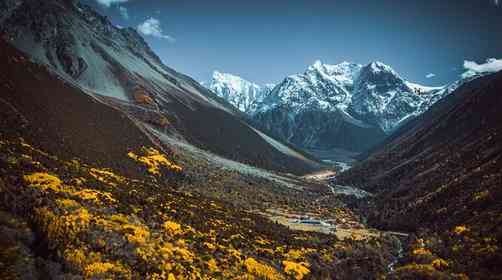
[83,0,502,86]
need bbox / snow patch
[329,185,372,199]
[405,81,443,93]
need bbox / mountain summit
[202,71,274,114]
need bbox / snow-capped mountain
[349,62,443,132]
[256,61,361,114]
[251,60,386,152]
[202,71,274,113]
[212,60,469,152]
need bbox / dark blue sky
[83,0,502,86]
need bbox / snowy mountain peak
[212,70,232,79]
[307,60,361,75]
[325,61,360,72]
[204,71,274,113]
[366,61,398,76]
[311,59,324,69]
[264,83,276,89]
[301,61,363,89]
[211,71,257,89]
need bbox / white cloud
[118,6,129,19]
[137,17,175,41]
[462,58,502,78]
[425,73,436,79]
[95,0,129,7]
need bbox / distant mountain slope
[355,74,480,161]
[337,71,502,232]
[350,62,436,132]
[0,0,321,175]
[253,103,387,153]
[207,61,451,153]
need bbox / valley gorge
[0,1,501,279]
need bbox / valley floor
[303,148,359,165]
[150,125,398,245]
[304,148,359,174]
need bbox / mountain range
[0,0,501,279]
[204,60,471,153]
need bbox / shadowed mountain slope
[0,38,155,178]
[337,71,502,231]
[0,0,321,175]
[336,72,502,279]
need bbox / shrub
[282,260,310,280]
[128,147,182,175]
[244,257,283,280]
[23,172,63,192]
